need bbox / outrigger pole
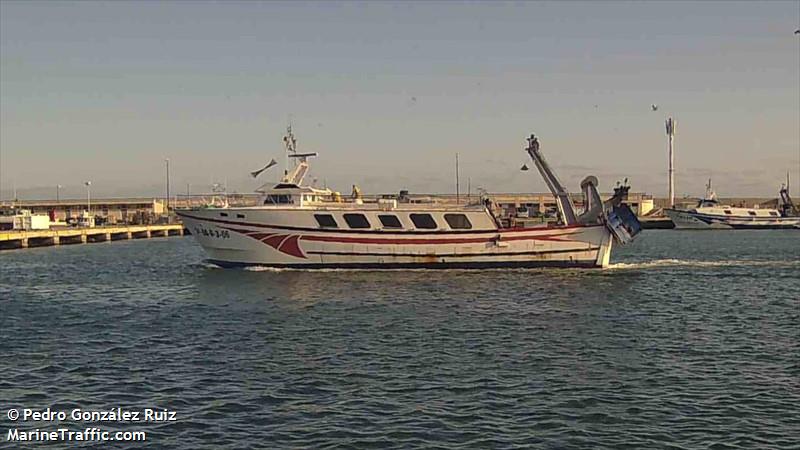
[525,134,579,225]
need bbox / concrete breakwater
[0,224,187,250]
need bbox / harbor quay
[0,224,187,250]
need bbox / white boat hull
[178,210,614,269]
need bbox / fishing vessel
[177,129,641,269]
[664,179,800,229]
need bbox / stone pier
[0,224,186,251]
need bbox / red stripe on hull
[262,234,288,249]
[220,225,578,246]
[300,232,574,245]
[278,235,305,259]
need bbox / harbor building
[2,198,167,225]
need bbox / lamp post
[84,181,91,213]
[455,153,460,204]
[165,158,170,215]
[56,184,62,203]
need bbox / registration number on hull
[194,226,230,239]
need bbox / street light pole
[455,153,460,204]
[165,158,170,214]
[56,184,61,203]
[84,181,92,213]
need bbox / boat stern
[604,203,642,245]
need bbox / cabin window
[220,212,228,217]
[410,213,437,229]
[314,214,338,228]
[748,211,757,216]
[236,214,245,219]
[723,210,732,215]
[769,212,779,217]
[343,213,371,229]
[378,214,402,229]
[444,213,472,229]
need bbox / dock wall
[0,224,187,251]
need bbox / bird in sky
[651,104,659,111]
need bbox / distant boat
[664,179,800,229]
[176,128,642,269]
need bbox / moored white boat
[177,130,642,269]
[664,180,800,230]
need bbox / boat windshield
[698,198,719,208]
[264,194,292,205]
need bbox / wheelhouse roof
[255,182,332,195]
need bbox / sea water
[1,230,798,449]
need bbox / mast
[779,172,798,216]
[276,126,317,186]
[666,117,676,208]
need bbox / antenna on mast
[278,125,317,186]
[283,124,297,177]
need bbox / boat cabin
[258,183,333,207]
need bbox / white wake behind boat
[177,130,642,269]
[664,180,800,230]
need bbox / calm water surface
[1,230,798,449]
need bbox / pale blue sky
[1,1,798,199]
